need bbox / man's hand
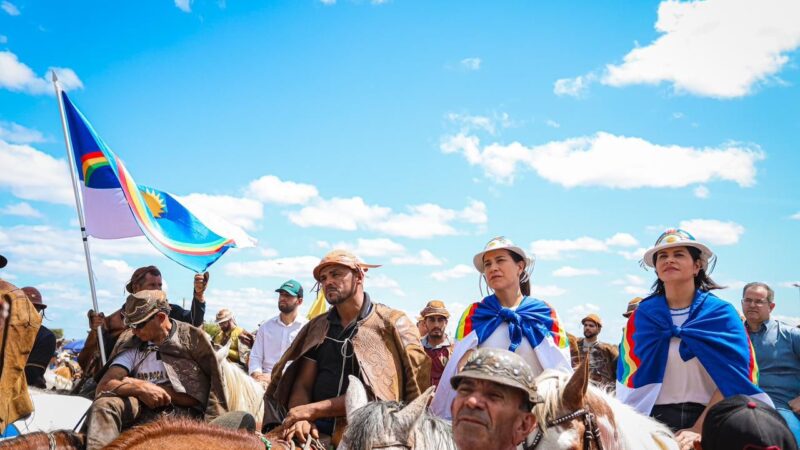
[239,330,254,348]
[676,428,702,450]
[251,372,271,387]
[135,382,172,409]
[282,420,318,444]
[88,310,106,331]
[789,396,800,414]
[193,272,209,303]
[284,404,317,427]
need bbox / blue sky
[1,0,799,343]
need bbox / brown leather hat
[312,249,381,282]
[22,286,45,310]
[623,297,643,318]
[452,347,543,408]
[123,290,170,327]
[581,313,602,327]
[420,300,450,319]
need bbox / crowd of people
[0,227,798,450]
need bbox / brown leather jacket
[571,337,619,387]
[95,320,228,420]
[265,299,431,422]
[0,279,41,433]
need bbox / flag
[61,91,246,272]
[306,289,328,320]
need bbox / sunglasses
[128,313,158,330]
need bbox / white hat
[473,236,532,273]
[215,308,234,324]
[642,228,714,270]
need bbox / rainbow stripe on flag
[62,91,247,272]
[455,303,479,340]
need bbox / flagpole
[52,72,107,365]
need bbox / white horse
[214,343,266,427]
[3,388,91,439]
[530,363,678,450]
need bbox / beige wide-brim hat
[472,236,532,273]
[215,308,234,324]
[642,228,714,270]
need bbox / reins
[527,408,604,450]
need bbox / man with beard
[451,347,540,450]
[264,250,430,446]
[249,280,308,386]
[213,309,247,367]
[420,300,454,387]
[570,314,618,388]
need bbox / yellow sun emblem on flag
[140,188,167,218]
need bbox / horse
[6,388,91,436]
[214,342,267,427]
[339,375,457,450]
[529,361,678,450]
[0,430,84,450]
[103,417,280,450]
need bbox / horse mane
[0,430,84,449]
[343,400,456,450]
[104,417,265,450]
[217,355,266,423]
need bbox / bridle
[527,408,604,450]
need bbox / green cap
[276,279,303,298]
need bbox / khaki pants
[85,396,199,450]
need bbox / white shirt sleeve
[248,322,267,375]
[111,348,136,373]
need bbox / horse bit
[527,408,604,450]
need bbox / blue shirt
[748,319,800,409]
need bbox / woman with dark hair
[617,229,772,450]
[430,236,572,419]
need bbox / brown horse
[104,417,300,450]
[0,430,84,450]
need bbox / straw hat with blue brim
[642,228,714,271]
[472,236,533,273]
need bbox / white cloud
[779,281,800,289]
[0,51,83,95]
[601,0,800,98]
[0,140,73,204]
[99,259,135,282]
[446,113,496,134]
[224,256,320,279]
[259,247,279,258]
[0,202,43,218]
[0,122,46,144]
[320,0,336,4]
[441,131,764,187]
[563,303,600,331]
[365,274,405,297]
[431,264,474,281]
[531,232,635,260]
[552,266,600,277]
[553,73,595,97]
[174,0,191,12]
[460,57,481,71]
[288,197,486,239]
[791,212,800,220]
[391,250,444,266]
[612,274,650,296]
[246,175,319,205]
[1,1,19,16]
[531,284,566,297]
[331,238,405,257]
[618,247,647,261]
[678,219,745,245]
[545,119,560,128]
[693,185,710,199]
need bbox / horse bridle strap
[527,408,604,450]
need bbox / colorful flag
[62,91,246,272]
[306,289,328,320]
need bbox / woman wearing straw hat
[616,228,773,450]
[430,236,573,419]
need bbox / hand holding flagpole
[52,71,107,366]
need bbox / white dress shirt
[248,314,308,375]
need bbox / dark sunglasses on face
[129,313,157,330]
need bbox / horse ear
[562,358,589,411]
[397,385,435,424]
[345,375,369,423]
[214,341,230,364]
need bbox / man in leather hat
[451,347,541,450]
[570,313,618,389]
[84,290,227,450]
[265,249,431,445]
[420,300,454,387]
[22,287,56,389]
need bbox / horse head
[341,376,451,450]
